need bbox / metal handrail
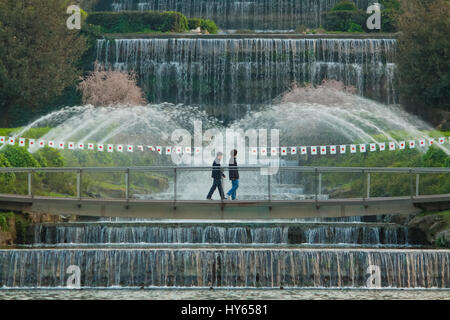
[1,166,449,173]
[1,166,449,202]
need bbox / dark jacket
[229,158,239,180]
[211,160,225,179]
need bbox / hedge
[322,10,367,32]
[331,1,358,11]
[188,18,219,34]
[86,11,189,33]
[322,9,398,33]
[322,0,399,33]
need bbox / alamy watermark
[366,265,382,288]
[367,3,382,30]
[66,5,81,30]
[66,265,81,288]
[170,120,280,175]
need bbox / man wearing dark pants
[227,149,239,200]
[206,152,226,200]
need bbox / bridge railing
[0,166,449,202]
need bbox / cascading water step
[27,221,417,247]
[0,248,448,288]
[96,38,398,121]
[105,0,373,31]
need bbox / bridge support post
[125,168,130,200]
[318,173,322,196]
[409,169,413,199]
[76,169,81,200]
[174,168,177,201]
[366,172,371,199]
[315,168,320,209]
[416,174,420,196]
[27,170,33,197]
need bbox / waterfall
[1,249,448,288]
[32,224,287,244]
[108,0,372,30]
[96,38,398,120]
[31,223,411,246]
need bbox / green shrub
[0,153,15,190]
[0,212,14,232]
[323,0,400,32]
[331,1,358,11]
[87,11,189,33]
[14,213,31,244]
[34,147,65,168]
[188,18,202,30]
[380,0,401,11]
[0,145,40,168]
[188,18,219,34]
[200,19,219,34]
[322,10,366,32]
[347,22,364,33]
[421,147,450,168]
[381,9,399,33]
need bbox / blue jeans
[227,179,239,200]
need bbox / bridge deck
[1,193,449,220]
[1,166,449,219]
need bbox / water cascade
[106,0,372,30]
[96,38,398,121]
[1,4,449,293]
[1,248,448,288]
[31,222,411,246]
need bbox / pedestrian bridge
[0,166,449,219]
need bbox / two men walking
[206,150,239,200]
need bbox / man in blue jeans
[206,152,226,200]
[226,149,239,200]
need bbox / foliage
[0,127,52,139]
[188,18,219,34]
[14,213,31,244]
[0,212,13,232]
[380,9,400,33]
[307,145,450,197]
[0,145,40,168]
[322,0,400,32]
[200,19,219,34]
[322,10,366,32]
[0,0,87,127]
[331,1,358,11]
[87,11,189,33]
[78,67,147,106]
[34,147,65,168]
[79,23,104,71]
[347,22,364,32]
[421,146,450,167]
[381,0,401,11]
[0,153,15,193]
[396,0,450,116]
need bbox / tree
[0,0,87,127]
[78,67,147,106]
[396,0,450,119]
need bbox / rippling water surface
[0,289,449,300]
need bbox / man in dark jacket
[206,152,226,200]
[226,149,239,200]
